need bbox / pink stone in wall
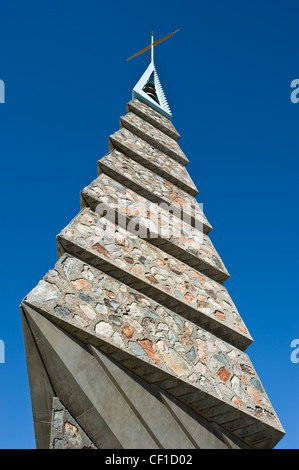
[232,396,243,409]
[184,293,195,303]
[247,385,263,406]
[72,279,89,291]
[122,324,134,339]
[92,243,109,258]
[214,311,225,321]
[196,339,208,363]
[160,349,190,377]
[137,340,160,365]
[216,367,231,383]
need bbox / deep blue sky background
[0,0,298,449]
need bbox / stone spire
[20,93,284,449]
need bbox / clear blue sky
[0,0,298,449]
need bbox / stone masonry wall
[25,253,282,438]
[81,172,228,282]
[50,397,96,449]
[110,128,198,197]
[21,98,284,449]
[120,112,189,165]
[127,99,181,141]
[99,149,210,232]
[57,208,251,350]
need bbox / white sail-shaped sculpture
[132,62,172,120]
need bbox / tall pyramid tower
[20,53,284,449]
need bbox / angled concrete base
[22,304,249,449]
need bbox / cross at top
[126,29,180,63]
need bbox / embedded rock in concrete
[81,173,228,282]
[50,397,96,449]
[110,127,198,197]
[120,112,189,166]
[20,94,284,449]
[99,149,210,231]
[23,253,284,448]
[127,99,181,141]
[22,304,253,449]
[57,208,251,350]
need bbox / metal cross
[126,29,180,63]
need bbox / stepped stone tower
[20,60,284,449]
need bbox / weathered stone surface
[120,112,189,166]
[23,253,284,445]
[23,305,253,448]
[99,149,209,231]
[81,173,229,282]
[109,128,198,197]
[56,208,251,350]
[21,97,284,449]
[50,397,96,449]
[127,99,181,141]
